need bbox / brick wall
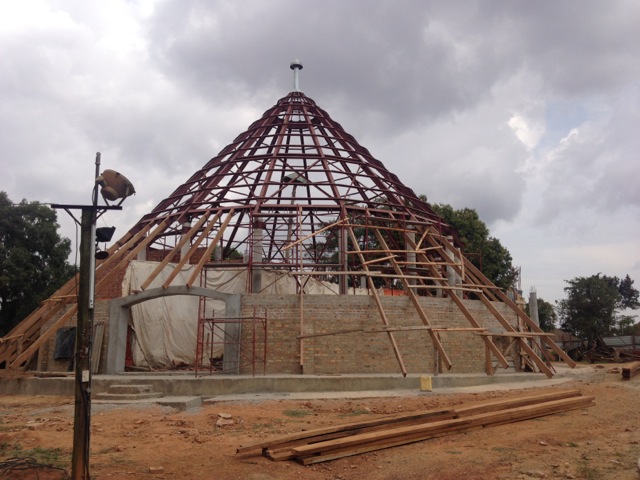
[240,294,518,375]
[36,293,518,376]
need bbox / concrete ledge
[0,371,549,398]
[156,396,202,411]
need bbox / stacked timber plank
[237,390,594,465]
[622,361,640,380]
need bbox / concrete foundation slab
[156,396,203,411]
[0,371,552,398]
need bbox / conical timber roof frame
[0,90,576,375]
[133,91,455,271]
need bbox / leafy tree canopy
[557,273,639,343]
[425,200,518,290]
[0,191,75,336]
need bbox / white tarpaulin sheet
[122,261,365,368]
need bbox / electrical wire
[0,457,69,477]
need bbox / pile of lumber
[622,361,640,380]
[237,390,594,465]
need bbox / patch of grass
[566,442,579,447]
[446,450,462,455]
[252,422,276,431]
[109,456,133,465]
[577,460,602,480]
[24,446,67,468]
[282,409,312,418]
[491,446,515,452]
[0,440,22,454]
[338,409,372,418]
[0,443,68,469]
[0,440,17,453]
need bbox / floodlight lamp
[95,226,116,243]
[96,169,136,202]
[95,250,109,260]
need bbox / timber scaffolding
[0,72,576,377]
[283,211,574,378]
[0,210,575,377]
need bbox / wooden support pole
[186,209,235,288]
[346,227,407,377]
[161,211,222,289]
[140,213,212,291]
[373,228,453,370]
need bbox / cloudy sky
[1,0,639,311]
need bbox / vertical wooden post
[71,207,93,480]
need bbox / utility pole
[53,153,135,479]
[71,205,94,479]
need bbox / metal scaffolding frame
[195,305,267,378]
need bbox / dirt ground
[1,364,639,480]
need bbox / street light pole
[70,153,101,479]
[53,153,134,480]
[71,204,94,479]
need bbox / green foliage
[25,446,67,467]
[525,297,558,332]
[557,273,639,342]
[429,202,517,290]
[613,315,639,335]
[312,214,390,288]
[0,191,75,336]
[282,409,313,418]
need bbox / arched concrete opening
[105,286,242,374]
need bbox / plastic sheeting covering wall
[122,261,362,368]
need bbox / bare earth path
[1,364,639,479]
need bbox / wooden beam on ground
[622,361,640,380]
[239,390,591,465]
[293,396,594,464]
[237,390,584,458]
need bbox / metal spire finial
[290,59,303,92]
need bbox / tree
[525,297,557,332]
[426,201,518,291]
[0,192,75,336]
[557,273,639,343]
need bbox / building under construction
[0,62,574,379]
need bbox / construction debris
[237,390,594,465]
[622,361,640,380]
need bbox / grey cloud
[142,0,640,140]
